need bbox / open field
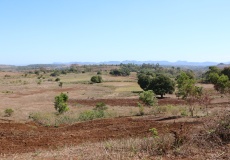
[0,70,229,159]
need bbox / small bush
[94,102,107,111]
[210,114,230,143]
[4,108,14,117]
[79,103,108,121]
[55,78,60,81]
[139,90,158,106]
[78,110,106,121]
[91,75,103,83]
[54,93,69,114]
[59,82,63,88]
[137,103,144,116]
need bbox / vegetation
[54,93,69,114]
[109,68,130,76]
[4,108,14,117]
[91,75,103,83]
[138,73,175,98]
[79,102,108,121]
[205,66,230,94]
[139,90,158,106]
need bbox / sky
[0,0,230,65]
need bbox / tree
[148,74,175,98]
[221,67,230,79]
[214,74,229,94]
[176,72,196,98]
[54,93,69,114]
[205,66,221,83]
[109,68,130,76]
[137,73,153,91]
[176,72,203,117]
[91,75,102,83]
[137,73,175,98]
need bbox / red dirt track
[0,117,199,154]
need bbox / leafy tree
[91,75,102,83]
[137,73,153,91]
[54,93,69,114]
[176,72,196,98]
[221,67,230,79]
[138,73,175,98]
[176,72,203,116]
[205,66,221,83]
[148,74,175,98]
[207,72,219,84]
[109,68,130,76]
[214,74,229,94]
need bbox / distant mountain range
[54,60,230,67]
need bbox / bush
[109,68,130,76]
[137,103,144,116]
[55,78,60,82]
[59,82,63,88]
[139,90,158,106]
[211,114,230,143]
[79,102,108,121]
[91,75,103,83]
[94,102,107,111]
[78,110,106,121]
[4,108,14,117]
[54,93,69,114]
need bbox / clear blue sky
[0,0,230,65]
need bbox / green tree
[221,67,230,79]
[148,74,175,98]
[54,93,69,114]
[176,72,196,99]
[138,73,175,98]
[137,73,153,91]
[205,66,221,83]
[214,74,229,94]
[176,72,203,116]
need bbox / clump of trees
[205,66,230,94]
[109,68,130,76]
[91,75,103,83]
[137,73,175,98]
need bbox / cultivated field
[0,70,229,159]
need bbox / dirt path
[0,116,200,154]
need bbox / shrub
[91,75,103,83]
[109,68,130,76]
[139,90,158,106]
[59,82,63,88]
[210,114,230,143]
[137,103,144,116]
[78,110,106,121]
[54,93,69,114]
[4,108,14,117]
[55,78,60,82]
[79,103,108,121]
[94,102,107,111]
